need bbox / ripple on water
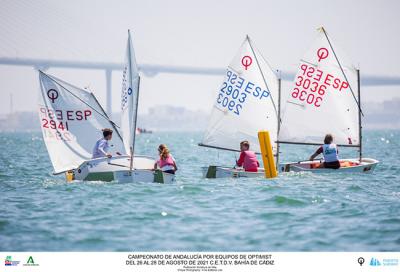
[1,131,400,251]
[272,196,307,207]
[0,220,9,231]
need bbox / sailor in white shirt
[92,128,118,159]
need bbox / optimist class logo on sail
[290,47,349,108]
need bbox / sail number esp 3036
[291,62,350,108]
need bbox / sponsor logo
[370,257,381,266]
[370,257,399,267]
[23,256,39,266]
[382,258,399,266]
[4,256,20,266]
[357,257,365,266]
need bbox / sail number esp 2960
[217,69,270,115]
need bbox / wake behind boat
[278,27,379,173]
[38,31,174,183]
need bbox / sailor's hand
[116,152,122,156]
[106,153,112,158]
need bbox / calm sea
[0,130,399,251]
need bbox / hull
[202,165,265,178]
[113,169,175,184]
[279,158,379,173]
[70,155,175,183]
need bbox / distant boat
[38,30,174,183]
[278,27,378,173]
[136,127,152,134]
[199,36,280,178]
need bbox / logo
[47,89,59,103]
[4,256,20,266]
[23,256,39,266]
[358,257,365,266]
[370,258,381,266]
[382,258,399,266]
[317,47,329,62]
[241,55,252,70]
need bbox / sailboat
[199,36,280,178]
[278,27,379,173]
[38,30,175,183]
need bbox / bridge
[1,57,400,115]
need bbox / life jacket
[157,155,175,171]
[322,144,339,162]
[242,151,259,171]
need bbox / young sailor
[92,128,120,159]
[309,134,340,169]
[154,144,178,174]
[236,141,260,172]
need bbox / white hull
[279,158,379,173]
[202,165,265,178]
[70,155,175,183]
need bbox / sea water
[0,130,399,251]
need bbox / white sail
[201,36,279,154]
[121,30,140,157]
[278,28,360,146]
[38,71,124,174]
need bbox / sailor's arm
[309,147,323,161]
[98,141,112,158]
[236,152,245,167]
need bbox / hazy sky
[0,0,399,115]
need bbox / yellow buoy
[258,131,278,178]
[65,170,75,182]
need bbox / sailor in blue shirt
[309,134,340,169]
[92,128,118,159]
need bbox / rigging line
[40,70,120,128]
[321,28,364,116]
[246,35,279,120]
[90,93,123,143]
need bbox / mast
[246,35,279,119]
[247,35,280,164]
[130,76,140,171]
[321,27,363,116]
[357,68,362,162]
[127,30,140,171]
[276,76,281,168]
